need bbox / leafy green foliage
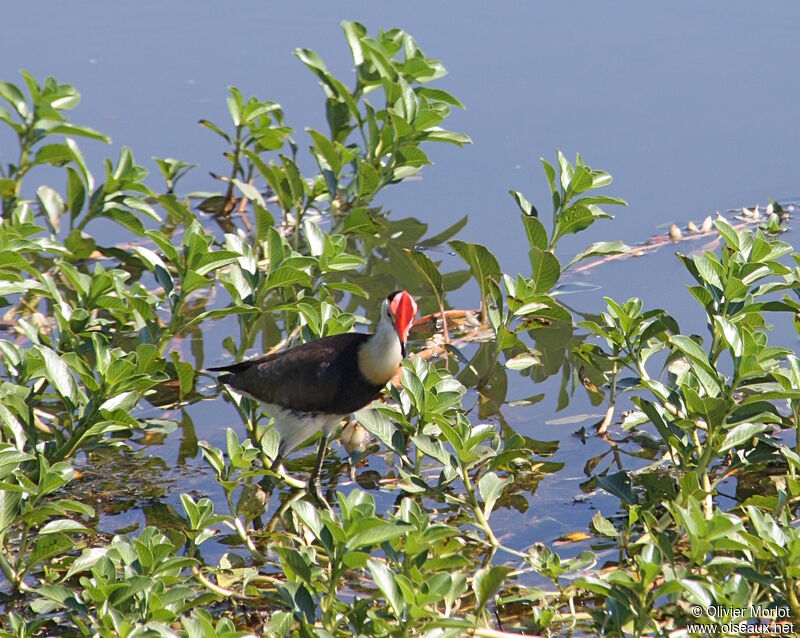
[0,72,109,217]
[1,23,800,638]
[197,20,470,248]
[510,151,628,258]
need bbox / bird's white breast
[357,316,402,385]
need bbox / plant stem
[695,436,716,518]
[0,550,17,587]
[785,574,800,621]
[461,464,499,548]
[192,566,249,600]
[224,125,243,207]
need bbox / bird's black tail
[207,357,261,376]
[207,361,253,389]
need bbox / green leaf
[0,448,34,479]
[505,353,539,370]
[226,89,242,126]
[401,366,425,412]
[65,137,94,192]
[449,240,501,302]
[412,434,451,466]
[520,214,547,252]
[413,109,444,131]
[342,550,369,569]
[47,123,110,144]
[193,250,240,277]
[29,534,74,569]
[291,501,323,539]
[693,254,723,290]
[347,520,410,549]
[0,80,28,117]
[407,249,444,299]
[294,47,329,74]
[276,548,312,585]
[303,220,325,256]
[65,547,108,579]
[253,202,275,243]
[232,179,266,208]
[509,190,537,217]
[713,316,742,357]
[565,241,631,269]
[416,87,465,109]
[557,150,573,192]
[682,388,726,428]
[478,472,511,518]
[181,270,212,296]
[36,185,64,232]
[591,512,619,537]
[198,118,231,142]
[361,39,396,81]
[669,336,720,393]
[541,158,557,197]
[33,143,73,167]
[0,250,32,272]
[719,422,768,453]
[357,159,380,201]
[280,154,305,208]
[144,229,180,264]
[98,391,138,412]
[35,346,78,402]
[528,246,561,293]
[264,266,313,291]
[39,519,89,535]
[596,471,637,505]
[356,408,402,456]
[553,204,597,243]
[0,490,21,534]
[473,565,513,609]
[420,128,472,146]
[714,218,740,249]
[679,578,714,608]
[573,195,627,207]
[368,558,404,616]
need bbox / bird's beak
[390,291,417,357]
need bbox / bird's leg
[308,434,329,506]
[252,448,284,530]
[256,446,284,494]
[262,441,305,490]
[309,434,328,488]
[269,448,284,471]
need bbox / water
[3,0,800,591]
[3,3,798,273]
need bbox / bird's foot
[308,480,331,510]
[270,464,306,490]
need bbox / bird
[209,290,418,495]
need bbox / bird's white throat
[358,312,402,386]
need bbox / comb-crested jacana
[210,290,417,493]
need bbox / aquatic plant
[0,21,798,637]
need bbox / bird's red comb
[390,290,417,342]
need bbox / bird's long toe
[308,478,331,510]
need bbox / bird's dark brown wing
[209,332,384,414]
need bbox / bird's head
[384,290,417,357]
